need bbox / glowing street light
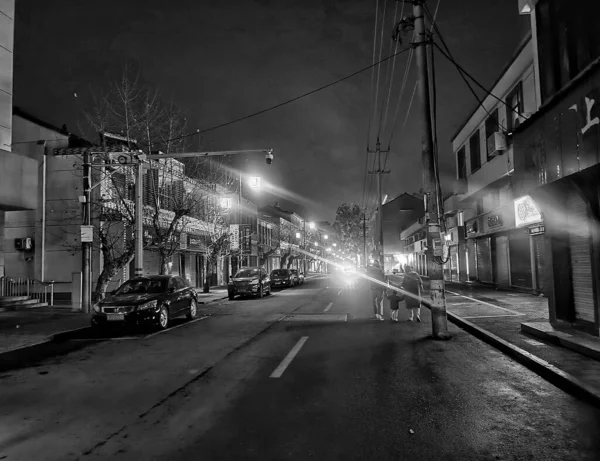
[333,243,337,247]
[295,232,301,239]
[220,197,232,209]
[247,176,262,189]
[324,234,328,240]
[309,222,315,229]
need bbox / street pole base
[431,331,452,341]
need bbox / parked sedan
[290,269,304,285]
[270,269,294,287]
[91,275,198,330]
[228,267,271,299]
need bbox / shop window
[469,130,481,173]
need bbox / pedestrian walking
[386,279,405,322]
[402,264,423,322]
[367,259,386,321]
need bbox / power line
[372,0,388,144]
[142,46,412,150]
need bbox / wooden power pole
[368,139,390,264]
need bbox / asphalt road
[1,274,599,461]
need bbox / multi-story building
[379,193,424,272]
[443,31,541,290]
[259,202,304,271]
[400,217,428,276]
[514,0,600,335]
[0,1,39,280]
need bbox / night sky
[14,0,529,222]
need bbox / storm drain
[280,313,348,322]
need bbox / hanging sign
[80,225,94,243]
[514,195,542,227]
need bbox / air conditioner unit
[487,132,507,158]
[14,237,33,251]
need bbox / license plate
[107,314,124,321]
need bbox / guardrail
[0,277,55,306]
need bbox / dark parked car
[270,269,294,287]
[91,275,198,330]
[228,267,271,299]
[290,269,304,285]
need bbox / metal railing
[0,277,55,306]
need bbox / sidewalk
[439,281,600,407]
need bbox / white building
[443,31,544,291]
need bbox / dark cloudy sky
[14,0,529,222]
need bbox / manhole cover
[280,313,347,322]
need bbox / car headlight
[250,280,259,286]
[138,300,158,311]
[93,304,101,313]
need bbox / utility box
[14,237,33,251]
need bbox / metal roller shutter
[494,235,510,286]
[476,237,492,283]
[533,235,547,294]
[568,191,595,322]
[450,246,459,281]
[509,229,532,288]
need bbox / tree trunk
[93,265,120,302]
[159,252,170,275]
[203,258,213,293]
[280,252,290,269]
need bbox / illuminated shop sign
[514,196,542,227]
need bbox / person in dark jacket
[402,265,423,322]
[367,259,386,321]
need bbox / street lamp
[324,234,328,240]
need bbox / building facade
[444,31,542,291]
[0,1,39,279]
[400,218,427,276]
[514,0,600,335]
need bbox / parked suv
[270,269,294,287]
[228,267,271,299]
[290,269,304,285]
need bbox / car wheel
[186,299,197,320]
[158,305,170,330]
[228,292,235,300]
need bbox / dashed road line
[270,336,309,378]
[324,302,333,312]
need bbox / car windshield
[271,270,288,276]
[114,278,166,295]
[235,269,259,278]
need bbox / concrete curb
[440,306,600,408]
[197,295,229,305]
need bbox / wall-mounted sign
[487,214,503,228]
[529,225,545,235]
[514,195,542,227]
[180,232,188,250]
[80,225,94,243]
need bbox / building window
[536,0,600,102]
[506,82,524,133]
[457,146,467,180]
[469,130,481,173]
[485,108,499,160]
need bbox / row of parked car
[227,267,304,300]
[89,267,308,332]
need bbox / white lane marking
[461,314,525,319]
[337,290,342,296]
[270,336,309,379]
[324,302,333,312]
[145,315,209,338]
[445,290,524,316]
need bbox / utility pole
[412,0,450,339]
[363,212,367,267]
[81,151,92,313]
[368,139,390,264]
